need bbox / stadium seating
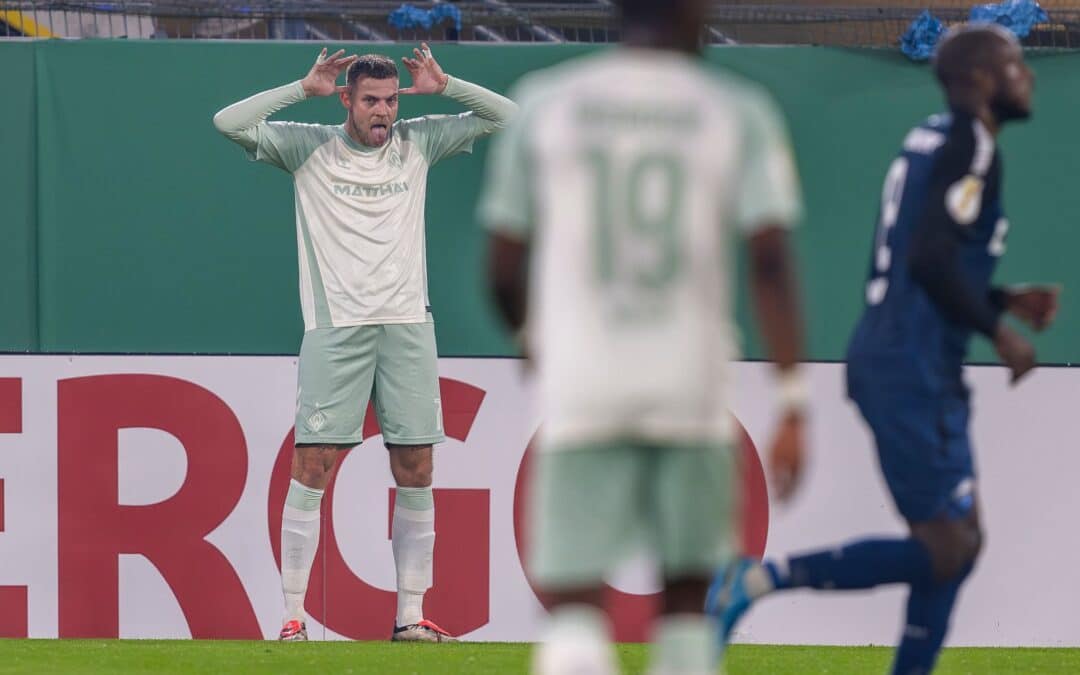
[2,2,1079,47]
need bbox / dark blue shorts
[850,389,975,523]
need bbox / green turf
[0,641,1076,674]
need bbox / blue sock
[766,538,934,591]
[890,565,972,675]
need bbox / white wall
[0,356,1074,645]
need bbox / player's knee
[291,445,338,488]
[924,541,963,582]
[964,522,984,567]
[944,538,980,581]
[661,576,710,616]
[917,521,981,582]
[388,444,434,487]
[294,463,330,488]
[396,466,432,488]
[953,517,982,573]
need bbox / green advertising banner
[3,40,1078,363]
[1,41,38,352]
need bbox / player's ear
[971,67,996,97]
[339,85,352,109]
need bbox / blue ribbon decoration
[970,0,1049,38]
[388,4,463,32]
[901,1,1049,61]
[900,10,947,61]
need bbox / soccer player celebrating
[711,24,1058,674]
[213,44,516,642]
[480,0,807,672]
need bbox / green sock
[548,604,609,641]
[650,614,718,675]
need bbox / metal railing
[2,1,1080,47]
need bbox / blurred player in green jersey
[480,1,808,672]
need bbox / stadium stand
[1,1,1078,47]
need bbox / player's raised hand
[1006,285,1061,332]
[993,323,1037,385]
[400,43,449,95]
[301,48,359,98]
[768,411,805,503]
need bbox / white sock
[533,605,618,675]
[393,486,435,627]
[281,479,324,623]
[647,614,718,675]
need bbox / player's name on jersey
[576,103,701,130]
[332,181,411,197]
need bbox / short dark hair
[933,23,1019,87]
[347,54,399,88]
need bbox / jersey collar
[337,124,393,154]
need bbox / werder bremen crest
[306,409,328,432]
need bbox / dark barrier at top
[3,40,1079,363]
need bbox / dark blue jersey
[847,111,1008,397]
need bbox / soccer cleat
[391,619,458,643]
[706,556,758,645]
[278,619,308,641]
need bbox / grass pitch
[0,641,1077,674]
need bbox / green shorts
[529,440,734,590]
[294,317,445,447]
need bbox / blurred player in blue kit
[711,23,1060,675]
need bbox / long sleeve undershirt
[908,117,1004,338]
[213,76,516,151]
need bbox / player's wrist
[776,367,808,415]
[438,74,459,96]
[512,324,529,353]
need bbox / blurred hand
[1006,285,1060,332]
[400,43,449,95]
[993,323,1036,385]
[768,410,805,503]
[301,48,359,98]
[517,330,533,375]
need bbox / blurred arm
[212,81,307,152]
[748,227,804,373]
[488,233,530,332]
[908,133,1002,338]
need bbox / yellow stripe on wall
[0,10,57,38]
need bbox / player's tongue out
[370,123,389,145]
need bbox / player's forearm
[748,228,804,372]
[442,76,517,128]
[212,80,307,150]
[910,219,1002,337]
[488,233,529,332]
[914,269,1001,337]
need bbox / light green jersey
[215,77,515,329]
[479,49,802,449]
